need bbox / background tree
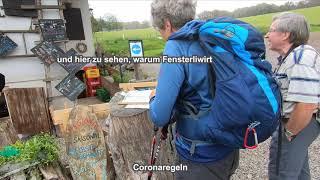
[90,9,102,32]
[103,14,123,31]
[197,10,232,20]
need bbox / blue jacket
[149,20,234,163]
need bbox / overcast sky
[89,0,300,22]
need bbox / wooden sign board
[0,35,18,56]
[2,0,38,17]
[55,74,86,101]
[39,19,67,41]
[65,105,107,180]
[57,48,86,75]
[31,41,65,65]
[3,88,51,134]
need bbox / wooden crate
[49,97,110,136]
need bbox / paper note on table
[120,90,152,105]
[125,104,150,109]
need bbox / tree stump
[107,93,175,180]
[0,117,18,148]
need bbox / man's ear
[164,19,172,32]
[282,32,291,42]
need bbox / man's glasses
[268,28,278,33]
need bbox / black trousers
[175,150,239,180]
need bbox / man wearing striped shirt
[266,12,320,180]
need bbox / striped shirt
[274,45,320,118]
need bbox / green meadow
[94,28,164,57]
[240,6,320,33]
[94,6,320,57]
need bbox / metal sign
[39,19,67,41]
[31,41,65,65]
[55,74,86,101]
[0,35,18,56]
[129,40,144,57]
[57,48,86,75]
[2,0,38,17]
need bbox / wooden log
[0,162,39,179]
[107,93,175,180]
[38,162,70,180]
[39,165,59,180]
[29,168,42,180]
[0,117,18,148]
[10,172,27,180]
[103,132,116,180]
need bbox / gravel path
[140,32,320,179]
[231,137,320,180]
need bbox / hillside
[240,6,320,33]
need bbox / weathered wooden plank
[20,5,66,10]
[4,88,52,134]
[0,117,18,148]
[119,82,157,91]
[0,162,40,179]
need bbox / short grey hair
[272,12,310,46]
[151,0,196,30]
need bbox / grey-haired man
[266,12,320,180]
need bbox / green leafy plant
[0,133,59,166]
[112,72,131,83]
[96,88,111,102]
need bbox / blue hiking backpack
[176,17,282,149]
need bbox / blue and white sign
[129,40,144,57]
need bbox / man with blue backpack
[149,0,281,179]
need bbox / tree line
[91,14,150,32]
[91,0,320,32]
[198,0,320,20]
